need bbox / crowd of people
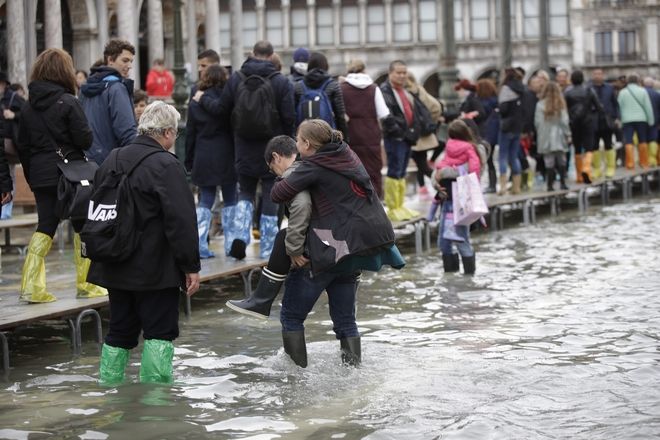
[1,37,659,382]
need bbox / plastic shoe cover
[397,179,419,219]
[74,234,108,298]
[139,339,174,384]
[221,205,236,256]
[196,207,215,259]
[605,149,617,178]
[19,232,57,303]
[99,343,130,386]
[259,215,279,259]
[233,200,254,245]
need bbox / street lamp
[172,0,188,161]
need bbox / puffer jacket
[17,80,93,188]
[294,68,349,140]
[435,138,481,178]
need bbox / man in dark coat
[89,101,200,385]
[195,40,295,260]
[590,68,620,177]
[80,39,137,165]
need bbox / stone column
[384,0,392,44]
[500,0,512,69]
[230,0,244,70]
[333,0,341,47]
[306,0,316,48]
[358,0,367,45]
[7,0,27,86]
[282,0,291,49]
[148,0,165,65]
[256,0,266,42]
[539,0,549,72]
[116,0,139,82]
[206,0,222,52]
[410,0,418,44]
[96,0,109,55]
[25,0,37,79]
[186,0,198,82]
[44,0,63,48]
[438,0,459,113]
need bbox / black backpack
[231,71,281,140]
[80,149,165,262]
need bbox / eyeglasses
[169,128,179,140]
[266,159,276,175]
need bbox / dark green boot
[99,343,130,386]
[282,331,307,368]
[139,339,174,384]
[340,337,361,366]
[442,254,460,273]
[462,255,476,275]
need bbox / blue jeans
[384,138,412,179]
[623,122,650,144]
[498,131,522,175]
[280,268,360,339]
[198,183,237,210]
[438,203,474,257]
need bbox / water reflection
[1,199,659,439]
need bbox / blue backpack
[296,78,336,128]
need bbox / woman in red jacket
[145,58,174,99]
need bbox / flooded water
[1,198,659,439]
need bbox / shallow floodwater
[1,198,659,439]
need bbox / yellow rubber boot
[74,233,108,298]
[582,151,593,184]
[638,143,649,169]
[20,232,57,303]
[574,154,583,183]
[605,149,616,178]
[649,142,658,167]
[592,150,603,179]
[397,178,419,219]
[384,177,404,222]
[625,144,635,169]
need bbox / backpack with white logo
[296,78,336,128]
[231,71,281,140]
[80,149,164,262]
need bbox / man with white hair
[88,101,200,386]
[643,76,660,166]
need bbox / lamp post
[438,0,459,114]
[172,0,188,161]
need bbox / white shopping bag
[452,172,488,226]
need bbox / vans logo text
[88,202,117,221]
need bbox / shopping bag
[452,172,488,226]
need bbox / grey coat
[534,100,570,155]
[283,161,312,257]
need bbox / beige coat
[406,82,443,152]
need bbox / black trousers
[33,186,84,237]
[411,150,433,187]
[105,287,180,349]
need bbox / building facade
[0,0,658,93]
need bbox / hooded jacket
[498,78,525,134]
[294,68,349,140]
[436,138,481,178]
[271,141,394,274]
[80,66,137,165]
[17,80,93,188]
[199,57,295,178]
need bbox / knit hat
[293,47,310,63]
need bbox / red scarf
[394,87,414,126]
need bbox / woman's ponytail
[330,129,343,144]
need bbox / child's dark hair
[264,135,297,164]
[133,88,148,104]
[447,119,476,143]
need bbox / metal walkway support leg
[0,332,9,381]
[578,188,586,213]
[642,173,650,195]
[423,221,431,251]
[490,208,499,231]
[550,196,558,217]
[74,309,103,355]
[414,221,423,255]
[182,289,191,318]
[239,267,261,298]
[523,200,531,225]
[601,182,609,205]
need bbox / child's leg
[455,224,476,275]
[226,229,289,319]
[439,207,460,273]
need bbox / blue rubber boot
[221,205,236,256]
[259,215,279,259]
[196,207,215,259]
[229,200,253,260]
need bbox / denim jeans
[280,268,360,339]
[198,183,238,210]
[498,131,522,175]
[384,138,412,179]
[438,202,474,257]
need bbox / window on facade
[266,9,283,47]
[418,0,437,42]
[219,13,230,50]
[595,31,613,62]
[367,4,386,43]
[495,0,517,38]
[316,7,334,46]
[549,0,568,37]
[393,2,412,42]
[342,6,360,44]
[291,8,308,46]
[454,0,464,41]
[470,0,489,40]
[242,10,258,48]
[522,0,539,38]
[619,30,636,61]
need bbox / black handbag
[54,148,98,221]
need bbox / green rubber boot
[139,339,174,384]
[99,343,130,386]
[19,232,56,303]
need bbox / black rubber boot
[462,255,476,275]
[557,165,569,190]
[340,336,361,366]
[546,168,555,191]
[226,269,285,319]
[229,239,247,260]
[282,331,307,368]
[442,254,460,273]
